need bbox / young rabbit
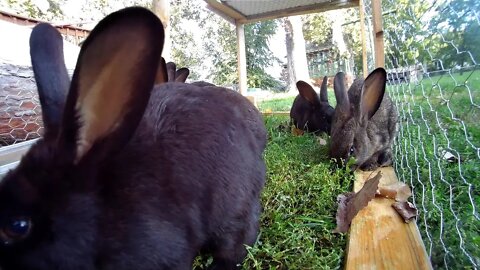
[0,7,267,270]
[329,68,398,171]
[290,76,334,135]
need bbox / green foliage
[245,21,282,89]
[170,0,207,80]
[302,9,363,75]
[203,18,239,86]
[207,19,281,89]
[2,0,65,20]
[302,13,332,46]
[384,0,479,70]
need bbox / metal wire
[363,0,480,267]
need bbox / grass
[241,115,353,269]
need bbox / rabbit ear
[360,67,386,120]
[296,80,320,106]
[175,68,189,82]
[30,23,70,138]
[155,57,168,84]
[58,7,164,164]
[166,61,176,82]
[334,72,350,113]
[319,76,329,103]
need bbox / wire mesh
[0,63,43,146]
[362,0,480,268]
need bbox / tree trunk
[152,0,171,61]
[284,16,310,93]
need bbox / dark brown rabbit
[0,7,266,270]
[290,77,334,135]
[329,68,398,170]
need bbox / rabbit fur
[0,7,266,270]
[329,68,398,170]
[290,77,334,135]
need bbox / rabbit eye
[349,146,355,156]
[1,217,32,245]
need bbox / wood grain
[345,167,433,270]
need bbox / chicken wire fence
[0,63,43,146]
[362,0,480,268]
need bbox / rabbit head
[290,76,334,135]
[329,68,398,170]
[0,7,164,269]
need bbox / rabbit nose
[349,163,358,171]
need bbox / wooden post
[359,0,368,77]
[371,0,385,68]
[345,167,433,270]
[236,23,247,95]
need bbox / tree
[244,20,281,89]
[284,16,310,92]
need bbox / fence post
[371,0,385,68]
[236,23,247,95]
[359,0,368,77]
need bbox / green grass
[258,96,295,112]
[241,116,353,269]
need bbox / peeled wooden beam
[345,167,432,270]
[371,0,385,68]
[359,0,368,77]
[236,23,247,95]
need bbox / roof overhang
[205,0,359,24]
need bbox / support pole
[359,0,368,77]
[236,23,247,95]
[371,0,385,68]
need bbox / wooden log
[236,23,248,96]
[345,167,433,270]
[359,0,368,77]
[371,0,385,68]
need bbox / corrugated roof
[205,0,358,24]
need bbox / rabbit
[0,6,267,270]
[290,76,334,135]
[329,68,398,171]
[155,58,190,84]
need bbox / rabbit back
[95,82,267,269]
